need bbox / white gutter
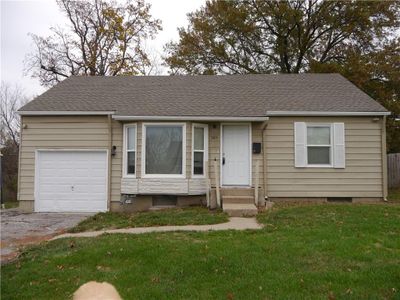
[17,110,391,118]
[17,111,115,116]
[265,111,391,116]
[112,115,269,121]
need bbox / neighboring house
[17,74,390,216]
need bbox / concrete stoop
[221,188,258,217]
[223,203,258,217]
[222,195,254,204]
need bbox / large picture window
[143,123,186,177]
[192,124,208,177]
[123,124,136,177]
[306,125,332,165]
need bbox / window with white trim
[143,123,186,177]
[294,122,345,168]
[306,125,332,165]
[192,124,208,176]
[124,124,136,176]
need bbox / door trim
[34,149,109,212]
[220,123,252,187]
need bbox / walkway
[53,217,263,239]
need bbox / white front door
[221,124,251,186]
[35,150,108,212]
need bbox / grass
[2,203,400,299]
[388,188,400,202]
[69,207,229,233]
[2,201,19,209]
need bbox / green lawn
[2,201,19,209]
[2,204,400,299]
[69,207,229,233]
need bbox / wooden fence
[388,153,400,189]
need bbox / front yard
[1,203,399,299]
[69,207,229,233]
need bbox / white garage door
[35,151,108,212]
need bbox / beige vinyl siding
[208,123,220,186]
[265,116,383,198]
[19,115,383,209]
[19,116,110,203]
[252,122,264,184]
[110,120,122,202]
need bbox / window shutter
[333,123,345,168]
[294,122,307,167]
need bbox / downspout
[108,114,113,210]
[261,118,269,204]
[17,116,23,205]
[381,116,388,201]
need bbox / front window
[192,124,208,176]
[124,125,136,176]
[144,124,185,176]
[306,125,332,165]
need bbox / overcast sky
[0,0,204,97]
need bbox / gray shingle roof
[19,74,388,116]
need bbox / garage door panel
[40,168,75,178]
[36,151,108,212]
[73,177,106,184]
[39,177,73,184]
[74,185,106,196]
[74,169,90,177]
[39,184,72,193]
[37,200,105,212]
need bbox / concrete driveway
[1,209,92,264]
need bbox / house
[17,74,390,216]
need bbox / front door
[221,124,251,186]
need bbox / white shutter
[294,122,307,167]
[333,123,345,168]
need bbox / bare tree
[138,43,164,75]
[0,82,28,147]
[25,0,162,87]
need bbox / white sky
[0,0,205,97]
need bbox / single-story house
[17,74,390,216]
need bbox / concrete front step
[221,188,254,196]
[222,195,255,204]
[223,203,258,217]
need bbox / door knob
[222,157,225,165]
[71,186,74,191]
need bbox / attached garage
[35,150,108,212]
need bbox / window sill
[191,175,206,179]
[142,174,186,179]
[304,164,333,168]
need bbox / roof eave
[265,111,391,116]
[17,111,115,116]
[112,115,269,121]
[16,110,391,118]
